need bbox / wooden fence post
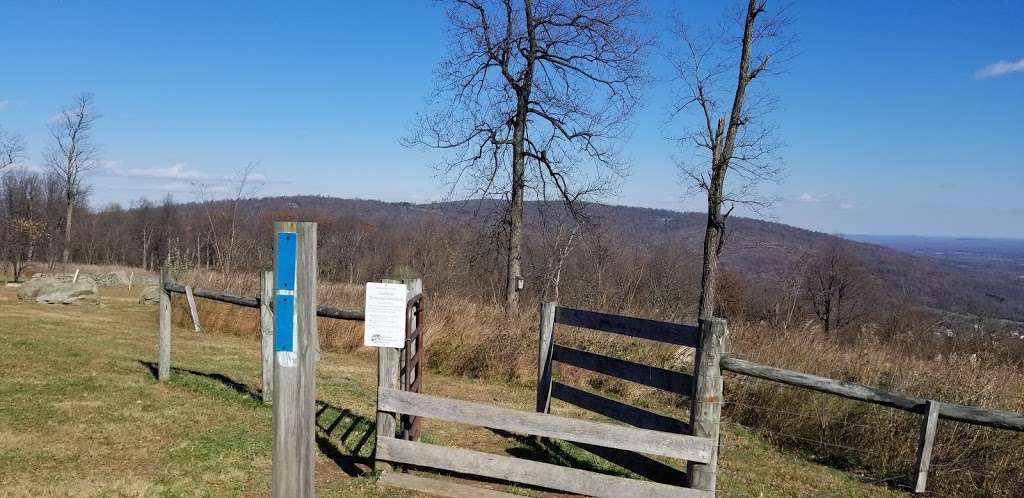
[260,270,274,404]
[914,400,940,493]
[537,302,556,413]
[271,222,317,498]
[687,318,727,492]
[158,268,172,382]
[376,344,401,471]
[184,285,202,333]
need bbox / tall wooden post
[158,268,172,382]
[271,222,317,498]
[375,279,404,472]
[536,302,556,413]
[260,270,274,404]
[914,400,940,493]
[688,318,727,492]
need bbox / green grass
[0,286,907,497]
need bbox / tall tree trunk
[62,198,73,266]
[506,105,527,309]
[696,0,759,320]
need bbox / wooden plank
[555,306,699,347]
[158,268,171,382]
[914,400,941,493]
[552,344,693,397]
[721,357,1024,432]
[164,281,259,307]
[163,280,365,322]
[184,285,202,333]
[271,222,317,498]
[378,471,521,498]
[376,438,710,498]
[260,270,274,404]
[378,388,712,462]
[315,305,365,321]
[687,319,727,492]
[551,381,690,434]
[537,302,556,413]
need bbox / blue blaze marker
[276,232,296,291]
[274,294,294,352]
[275,231,298,354]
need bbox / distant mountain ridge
[175,195,1024,321]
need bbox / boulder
[20,277,100,305]
[97,270,132,287]
[17,277,59,301]
[139,286,161,305]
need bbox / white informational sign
[363,282,408,348]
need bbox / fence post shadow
[136,360,376,478]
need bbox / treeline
[4,190,1018,361]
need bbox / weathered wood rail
[720,355,1024,493]
[721,356,1024,432]
[537,303,727,493]
[374,388,714,498]
[163,281,365,320]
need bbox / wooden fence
[156,268,365,403]
[536,303,727,492]
[719,356,1024,493]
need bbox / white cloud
[839,202,855,210]
[975,58,1024,79]
[100,161,268,182]
[798,193,828,203]
[0,100,10,111]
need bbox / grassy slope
[0,286,903,497]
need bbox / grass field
[0,285,905,497]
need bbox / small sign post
[272,222,316,498]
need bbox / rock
[139,286,161,305]
[20,277,100,305]
[97,270,132,287]
[17,277,59,301]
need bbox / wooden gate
[536,303,727,492]
[373,298,723,497]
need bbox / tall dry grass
[167,269,1023,496]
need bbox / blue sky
[2,1,1022,237]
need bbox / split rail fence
[154,266,1024,495]
[156,268,366,403]
[719,355,1024,493]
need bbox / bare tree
[804,241,869,334]
[406,0,649,308]
[669,0,792,320]
[1,126,26,173]
[45,93,101,266]
[193,162,263,277]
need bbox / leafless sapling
[668,0,793,319]
[44,93,101,266]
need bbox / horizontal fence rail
[163,281,364,321]
[721,356,1024,432]
[550,381,690,434]
[376,438,710,498]
[554,306,700,347]
[378,388,713,462]
[552,344,694,397]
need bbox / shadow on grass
[137,360,376,478]
[492,428,688,486]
